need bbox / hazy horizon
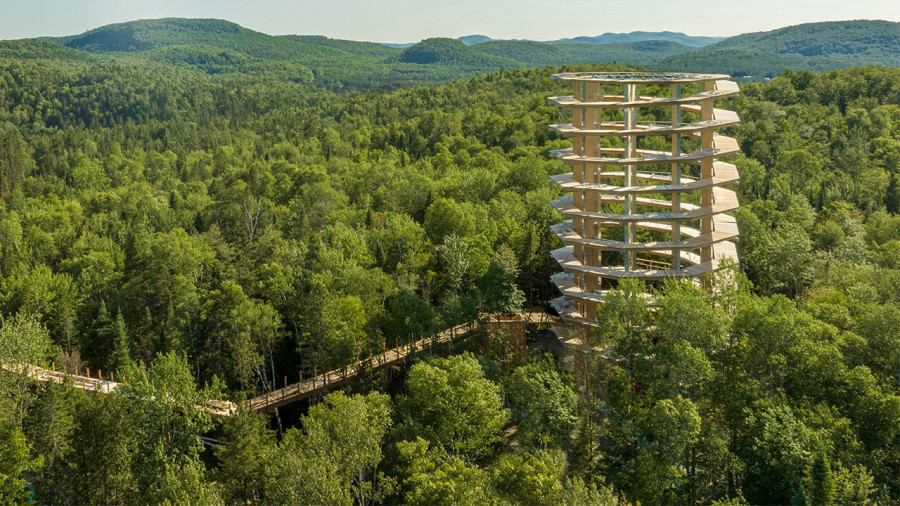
[0,0,897,43]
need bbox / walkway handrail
[3,316,493,417]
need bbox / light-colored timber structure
[0,362,237,417]
[246,320,475,412]
[3,319,480,418]
[5,313,567,419]
[547,72,741,330]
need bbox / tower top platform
[551,72,730,84]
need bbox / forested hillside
[43,19,531,90]
[471,40,572,67]
[0,34,899,503]
[709,20,900,65]
[282,35,401,59]
[395,38,518,67]
[661,20,900,77]
[553,40,695,67]
[658,48,855,78]
[0,17,885,90]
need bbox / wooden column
[572,81,586,318]
[671,83,682,270]
[583,82,600,320]
[700,80,716,276]
[623,84,638,272]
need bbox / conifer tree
[108,311,132,375]
[886,172,900,214]
[791,487,809,506]
[806,451,835,506]
[82,301,112,367]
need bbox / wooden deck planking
[3,321,478,418]
[246,321,475,412]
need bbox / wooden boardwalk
[1,363,120,393]
[247,320,476,412]
[0,362,237,417]
[3,319,480,418]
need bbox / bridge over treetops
[3,313,558,417]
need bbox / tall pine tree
[108,311,132,375]
[806,451,835,506]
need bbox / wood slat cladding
[547,72,741,329]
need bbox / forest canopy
[0,26,899,505]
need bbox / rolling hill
[141,43,315,81]
[58,18,351,63]
[474,40,572,66]
[0,38,103,62]
[45,19,529,90]
[0,17,889,92]
[396,38,520,67]
[657,49,855,78]
[707,20,900,66]
[553,40,695,66]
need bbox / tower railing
[547,72,741,326]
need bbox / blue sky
[0,0,897,42]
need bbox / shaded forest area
[1,47,900,505]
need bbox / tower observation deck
[547,72,741,328]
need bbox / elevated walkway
[3,320,480,418]
[247,321,475,412]
[547,78,739,109]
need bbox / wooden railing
[247,320,476,412]
[1,362,237,417]
[1,362,119,393]
[3,318,487,418]
[635,256,673,271]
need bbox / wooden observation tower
[547,72,741,330]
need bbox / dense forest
[0,21,899,505]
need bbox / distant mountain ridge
[282,35,399,58]
[458,35,492,45]
[382,31,722,49]
[4,17,892,91]
[551,31,725,47]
